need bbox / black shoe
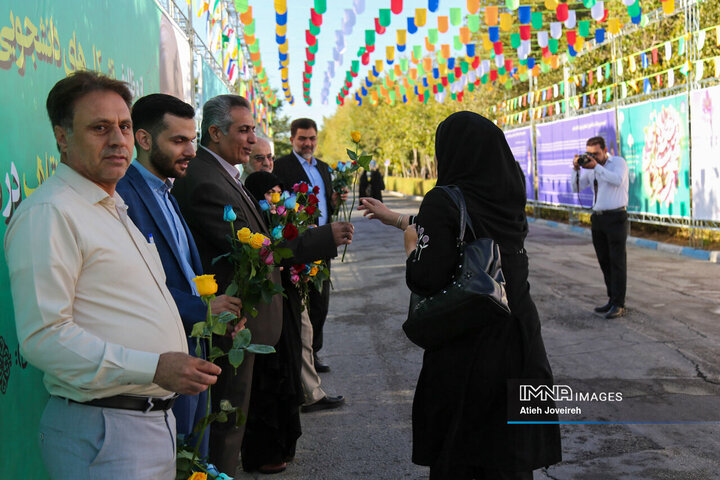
[594,302,613,313]
[605,305,626,319]
[301,395,345,413]
[313,354,330,373]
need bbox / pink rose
[264,252,274,265]
[277,206,286,215]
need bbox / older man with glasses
[246,137,275,175]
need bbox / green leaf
[358,154,373,169]
[212,320,227,336]
[175,456,193,478]
[216,411,228,423]
[274,247,293,259]
[225,281,239,297]
[212,252,230,265]
[228,348,245,368]
[234,328,252,348]
[246,344,276,355]
[260,287,273,305]
[208,346,225,361]
[346,148,358,161]
[190,322,206,338]
[217,311,237,324]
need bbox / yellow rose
[329,161,339,170]
[313,260,322,264]
[192,275,218,296]
[249,233,267,249]
[350,131,362,143]
[237,227,252,243]
[188,473,207,480]
[270,192,281,203]
[309,267,319,276]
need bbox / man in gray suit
[172,95,354,475]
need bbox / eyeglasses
[253,154,274,161]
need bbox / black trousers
[591,210,628,307]
[308,277,330,353]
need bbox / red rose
[283,223,299,240]
[308,194,319,205]
[312,185,320,194]
[293,264,305,272]
[305,205,316,215]
[299,183,309,193]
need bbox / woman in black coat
[240,171,303,475]
[359,111,561,479]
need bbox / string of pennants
[329,0,680,107]
[196,0,277,133]
[496,25,720,126]
[199,0,682,110]
[322,1,367,105]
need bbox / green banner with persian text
[0,1,161,477]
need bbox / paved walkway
[237,194,720,480]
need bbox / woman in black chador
[240,171,303,475]
[359,160,385,202]
[360,111,561,479]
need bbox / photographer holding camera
[572,136,629,319]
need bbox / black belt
[593,207,626,215]
[68,394,178,413]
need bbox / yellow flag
[415,8,427,27]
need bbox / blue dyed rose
[259,200,270,211]
[272,225,283,240]
[223,205,237,222]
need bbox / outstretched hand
[358,197,397,226]
[153,352,221,395]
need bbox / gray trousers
[39,396,176,479]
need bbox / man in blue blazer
[116,94,243,459]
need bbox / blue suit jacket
[116,162,206,343]
[117,162,210,455]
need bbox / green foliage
[385,176,437,196]
[318,1,720,175]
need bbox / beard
[296,148,313,160]
[150,144,190,179]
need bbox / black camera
[577,152,596,166]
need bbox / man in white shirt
[572,136,630,319]
[4,71,220,479]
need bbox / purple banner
[535,110,618,206]
[504,127,535,200]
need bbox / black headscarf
[244,171,282,201]
[435,111,528,252]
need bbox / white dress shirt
[571,155,629,211]
[4,163,187,401]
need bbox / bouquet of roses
[214,206,290,320]
[328,131,373,260]
[288,260,331,311]
[258,182,322,241]
[260,182,331,311]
